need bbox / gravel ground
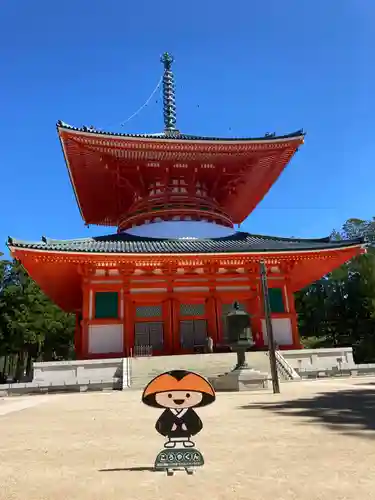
[1,377,375,500]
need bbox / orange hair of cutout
[143,372,214,398]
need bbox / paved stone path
[1,377,375,500]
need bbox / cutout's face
[155,390,203,409]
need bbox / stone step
[129,351,274,389]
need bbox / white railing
[132,345,153,357]
[127,345,153,388]
[275,350,301,380]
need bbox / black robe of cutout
[155,409,203,438]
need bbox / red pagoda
[8,53,364,359]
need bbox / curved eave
[58,128,85,221]
[8,243,365,259]
[57,121,305,144]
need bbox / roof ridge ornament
[160,52,179,134]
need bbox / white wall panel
[261,318,293,346]
[88,324,123,354]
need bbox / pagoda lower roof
[8,232,364,255]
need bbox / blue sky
[1,0,374,256]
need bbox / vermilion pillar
[163,299,173,355]
[124,294,133,357]
[74,313,83,359]
[249,291,264,348]
[80,282,91,359]
[206,296,218,345]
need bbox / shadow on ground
[99,466,159,473]
[239,388,375,437]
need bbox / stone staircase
[129,351,276,389]
[0,352,298,396]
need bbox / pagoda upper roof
[8,231,364,255]
[57,122,304,227]
[57,121,304,143]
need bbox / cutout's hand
[182,423,188,431]
[172,423,177,431]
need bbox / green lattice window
[268,288,285,313]
[180,303,205,316]
[94,292,119,319]
[135,305,162,318]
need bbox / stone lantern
[226,301,254,370]
[209,301,269,391]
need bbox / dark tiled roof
[57,121,305,143]
[7,232,364,255]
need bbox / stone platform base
[32,358,126,387]
[0,358,129,396]
[209,368,270,392]
[0,380,120,397]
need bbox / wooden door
[132,303,165,356]
[174,299,208,354]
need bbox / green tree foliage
[296,218,375,362]
[0,260,75,382]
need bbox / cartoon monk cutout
[142,370,216,474]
